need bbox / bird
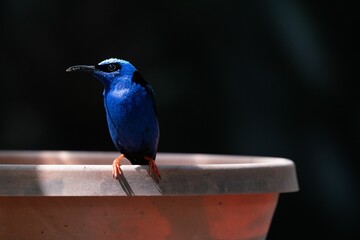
[66,58,161,181]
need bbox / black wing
[131,70,158,116]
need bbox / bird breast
[111,88,130,98]
[105,84,152,122]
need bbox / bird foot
[144,156,161,182]
[112,154,124,179]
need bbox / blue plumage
[66,58,160,180]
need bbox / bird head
[66,58,136,88]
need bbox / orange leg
[144,156,161,182]
[112,154,124,179]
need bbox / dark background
[1,0,359,238]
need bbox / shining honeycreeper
[66,58,160,181]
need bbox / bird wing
[131,71,158,117]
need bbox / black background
[1,0,359,238]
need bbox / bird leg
[112,154,124,179]
[144,156,161,182]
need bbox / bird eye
[95,62,121,72]
[107,64,117,72]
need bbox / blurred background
[1,0,359,238]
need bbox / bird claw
[112,154,124,179]
[112,154,160,181]
[144,156,161,182]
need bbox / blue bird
[66,58,160,181]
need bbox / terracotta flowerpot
[0,151,298,240]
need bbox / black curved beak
[66,65,95,72]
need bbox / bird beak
[66,65,95,72]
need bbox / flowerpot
[0,151,298,240]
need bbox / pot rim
[0,151,299,196]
